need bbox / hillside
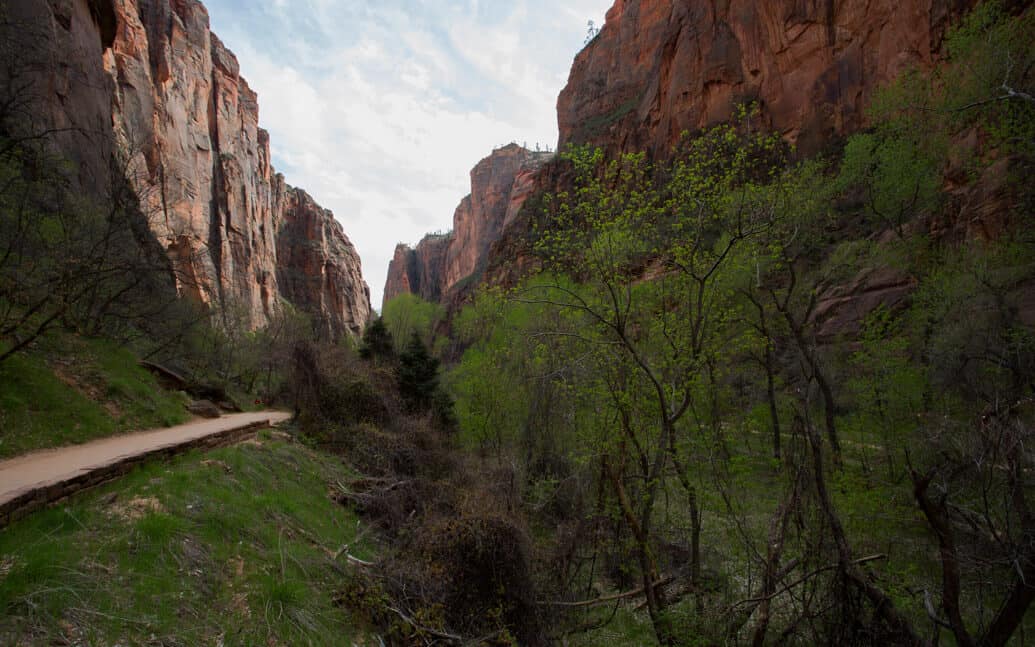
[377,0,1035,644]
[0,434,377,645]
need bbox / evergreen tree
[359,316,394,361]
[397,332,439,412]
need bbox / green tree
[397,331,440,413]
[449,286,585,472]
[836,130,943,238]
[525,110,792,643]
[359,316,394,361]
[382,293,444,349]
[905,240,1035,646]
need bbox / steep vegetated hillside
[379,0,1035,644]
[0,433,377,645]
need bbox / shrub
[408,514,540,644]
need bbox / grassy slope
[0,333,189,458]
[0,432,374,646]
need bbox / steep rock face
[483,158,569,293]
[443,144,548,291]
[383,236,451,305]
[6,0,119,196]
[275,186,370,336]
[382,145,551,309]
[105,0,369,332]
[22,0,369,336]
[384,245,416,306]
[558,0,975,158]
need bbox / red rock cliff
[20,0,370,336]
[382,144,551,309]
[383,235,452,306]
[276,186,370,337]
[389,0,979,310]
[5,0,119,196]
[558,0,974,158]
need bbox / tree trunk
[764,341,781,460]
[803,410,918,643]
[605,457,673,644]
[751,479,798,645]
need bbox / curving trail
[0,411,292,520]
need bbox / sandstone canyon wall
[558,0,976,158]
[382,144,551,309]
[5,0,119,198]
[14,0,370,336]
[387,0,978,311]
[276,187,370,338]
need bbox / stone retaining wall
[0,420,273,528]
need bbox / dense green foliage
[382,293,444,349]
[441,5,1035,644]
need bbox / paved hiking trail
[0,411,292,514]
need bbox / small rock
[188,400,222,419]
[201,459,232,473]
[217,400,242,413]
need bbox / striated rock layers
[20,0,370,336]
[382,144,551,309]
[558,0,976,158]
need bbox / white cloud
[205,0,612,310]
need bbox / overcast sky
[204,0,613,310]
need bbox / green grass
[0,333,189,458]
[0,434,374,645]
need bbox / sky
[203,0,613,310]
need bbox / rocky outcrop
[384,235,451,305]
[17,0,369,336]
[382,145,551,309]
[558,0,975,158]
[275,186,370,336]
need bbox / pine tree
[397,332,439,412]
[359,316,394,361]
